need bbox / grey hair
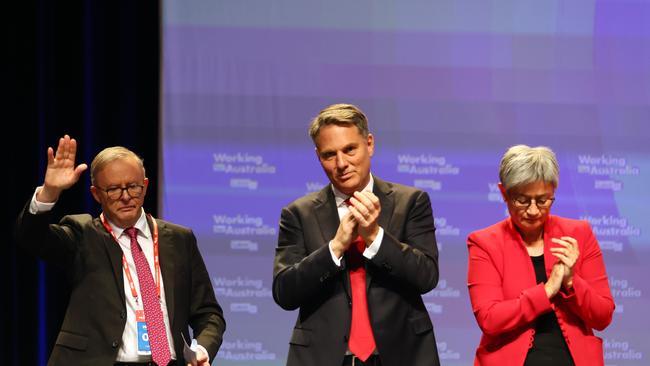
[308,103,370,142]
[90,146,145,185]
[499,144,559,191]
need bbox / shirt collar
[107,209,151,239]
[332,173,375,208]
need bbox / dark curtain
[5,1,160,364]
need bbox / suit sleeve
[557,222,614,331]
[187,230,226,359]
[272,205,344,311]
[467,233,551,336]
[15,201,82,268]
[370,190,439,294]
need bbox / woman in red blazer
[467,145,614,366]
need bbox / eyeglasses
[97,183,144,200]
[511,196,555,209]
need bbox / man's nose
[335,152,348,168]
[119,188,133,200]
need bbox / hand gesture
[550,236,580,289]
[38,135,88,202]
[330,211,358,259]
[187,346,210,366]
[347,191,381,245]
[544,262,565,299]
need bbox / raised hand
[347,191,381,245]
[37,135,88,203]
[550,236,580,289]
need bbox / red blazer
[467,215,614,366]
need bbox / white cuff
[362,227,384,260]
[328,241,343,266]
[29,186,56,214]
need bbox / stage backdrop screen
[162,1,649,365]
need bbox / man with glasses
[15,135,226,366]
[466,144,614,366]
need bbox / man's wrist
[30,186,57,214]
[36,185,61,203]
[362,227,383,260]
[328,241,343,266]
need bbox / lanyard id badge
[136,310,152,354]
[100,213,162,356]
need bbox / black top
[523,255,575,366]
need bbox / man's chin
[109,212,139,228]
[334,180,359,195]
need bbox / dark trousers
[342,354,382,366]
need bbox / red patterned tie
[344,199,376,361]
[126,228,171,366]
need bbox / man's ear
[90,186,101,204]
[367,133,374,157]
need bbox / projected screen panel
[162,1,649,365]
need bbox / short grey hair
[499,144,559,191]
[90,146,145,185]
[308,103,370,142]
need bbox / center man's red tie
[344,199,377,361]
[126,227,171,366]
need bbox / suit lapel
[374,177,395,233]
[96,218,126,306]
[368,177,394,290]
[504,218,538,287]
[542,215,557,278]
[314,186,340,245]
[150,217,177,329]
[314,186,352,299]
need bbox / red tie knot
[125,227,138,240]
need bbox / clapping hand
[550,236,580,289]
[346,191,381,244]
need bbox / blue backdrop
[161,1,649,364]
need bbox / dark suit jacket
[273,177,440,366]
[15,203,226,366]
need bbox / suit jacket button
[120,311,126,319]
[112,340,119,348]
